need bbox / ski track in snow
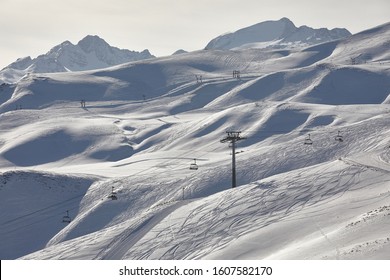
[122,162,365,259]
[95,200,190,260]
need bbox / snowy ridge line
[0,35,154,84]
[340,157,390,174]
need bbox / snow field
[1,22,390,259]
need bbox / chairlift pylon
[189,159,198,170]
[304,134,313,145]
[62,210,71,223]
[335,131,343,142]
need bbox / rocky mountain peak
[205,17,351,50]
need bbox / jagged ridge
[0,35,155,83]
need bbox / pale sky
[1,0,389,69]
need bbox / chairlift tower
[220,131,246,188]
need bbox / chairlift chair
[335,131,343,142]
[109,194,118,200]
[304,134,313,145]
[108,187,117,200]
[62,210,71,223]
[189,159,198,170]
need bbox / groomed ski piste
[0,22,390,260]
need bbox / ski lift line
[0,205,80,235]
[3,122,343,229]
[239,128,350,139]
[107,146,219,187]
[122,146,221,180]
[1,203,80,229]
[1,151,212,231]
[240,127,347,134]
[0,193,85,226]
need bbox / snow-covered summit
[0,35,155,83]
[205,17,351,50]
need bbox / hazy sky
[1,0,389,69]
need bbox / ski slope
[0,22,390,260]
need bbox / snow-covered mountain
[0,20,389,260]
[205,17,351,50]
[0,35,154,84]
